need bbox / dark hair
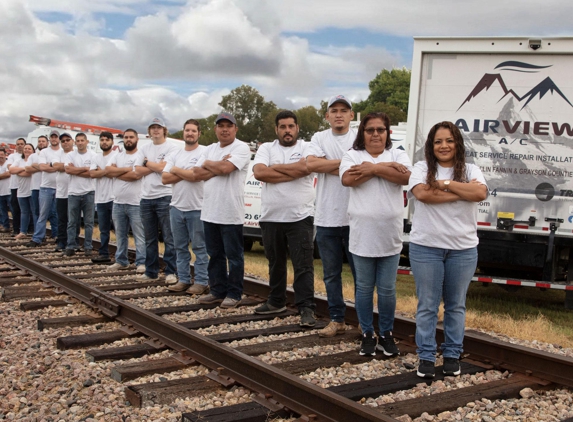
[275,110,298,127]
[424,121,467,186]
[183,119,201,132]
[38,135,48,142]
[75,132,88,140]
[21,143,36,159]
[352,112,392,151]
[124,128,138,136]
[100,131,114,140]
[16,138,26,145]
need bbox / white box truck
[405,37,573,306]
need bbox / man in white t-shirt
[193,112,251,309]
[105,129,146,272]
[7,138,26,235]
[134,118,180,283]
[63,133,96,257]
[52,133,76,251]
[26,130,61,248]
[0,149,11,232]
[162,119,209,294]
[89,131,118,263]
[253,110,316,327]
[306,94,357,337]
[26,135,47,227]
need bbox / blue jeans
[31,190,40,223]
[0,194,10,229]
[66,192,95,251]
[315,225,356,322]
[140,197,176,278]
[96,201,114,257]
[169,207,208,285]
[410,243,478,362]
[353,253,400,335]
[32,187,58,243]
[203,221,244,301]
[18,196,35,234]
[112,203,146,267]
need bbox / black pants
[260,216,315,311]
[10,189,20,234]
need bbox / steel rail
[0,246,396,422]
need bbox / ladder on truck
[29,115,123,136]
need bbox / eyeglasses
[364,128,386,135]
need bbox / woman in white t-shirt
[9,144,36,239]
[407,121,487,379]
[340,112,411,357]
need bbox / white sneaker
[136,273,158,281]
[136,265,146,274]
[107,262,129,271]
[165,274,178,284]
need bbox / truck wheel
[244,238,254,252]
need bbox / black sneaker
[377,330,400,356]
[299,308,316,327]
[443,357,461,376]
[63,249,75,257]
[25,241,41,248]
[254,302,287,315]
[91,255,111,263]
[417,359,435,378]
[359,332,377,356]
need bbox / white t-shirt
[90,151,117,204]
[0,162,10,196]
[30,153,42,190]
[7,153,20,190]
[107,151,141,206]
[13,157,32,198]
[163,145,205,212]
[307,128,357,227]
[253,140,315,223]
[39,147,62,189]
[65,150,96,196]
[55,151,71,199]
[197,139,251,225]
[407,161,488,250]
[135,141,181,200]
[340,148,412,257]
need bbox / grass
[245,242,573,349]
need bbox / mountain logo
[457,61,573,111]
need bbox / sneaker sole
[220,302,240,309]
[299,321,316,328]
[416,370,435,378]
[359,350,376,356]
[443,369,461,376]
[254,306,287,315]
[376,345,399,357]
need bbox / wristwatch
[444,180,451,190]
[49,162,53,167]
[143,159,148,167]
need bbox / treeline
[171,67,411,145]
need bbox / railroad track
[1,233,572,422]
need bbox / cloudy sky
[1,0,572,142]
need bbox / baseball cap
[49,130,60,137]
[59,132,72,140]
[215,111,237,125]
[148,117,166,128]
[327,94,352,109]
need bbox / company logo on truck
[457,61,573,111]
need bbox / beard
[124,142,137,151]
[184,138,198,146]
[100,144,112,152]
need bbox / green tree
[357,102,407,126]
[295,105,325,141]
[219,85,277,143]
[365,67,411,114]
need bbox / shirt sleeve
[162,154,175,173]
[306,132,326,158]
[252,143,270,167]
[106,154,117,168]
[339,150,356,180]
[226,142,251,171]
[407,161,427,199]
[132,150,144,167]
[64,152,73,166]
